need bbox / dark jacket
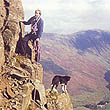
[23,16,44,38]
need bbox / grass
[71,88,110,110]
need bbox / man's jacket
[23,16,44,38]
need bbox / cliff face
[0,0,45,109]
[0,0,5,72]
[0,0,24,71]
[0,55,45,110]
[0,0,73,110]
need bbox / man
[21,9,44,62]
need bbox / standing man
[21,9,44,62]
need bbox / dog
[51,75,71,93]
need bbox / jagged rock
[46,89,73,110]
[34,80,47,105]
[27,80,47,110]
[0,0,5,72]
[0,33,5,72]
[21,82,34,110]
[0,56,45,110]
[7,54,43,82]
[0,0,6,31]
[0,0,47,109]
[0,0,24,61]
[0,0,74,110]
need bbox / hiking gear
[31,17,40,35]
[22,16,43,38]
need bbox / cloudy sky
[22,0,110,34]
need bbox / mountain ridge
[41,29,110,95]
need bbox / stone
[46,89,73,110]
[0,33,5,72]
[1,0,24,60]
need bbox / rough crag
[0,0,73,110]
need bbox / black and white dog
[51,75,71,93]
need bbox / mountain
[69,30,110,56]
[41,30,110,107]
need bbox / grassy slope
[40,31,110,109]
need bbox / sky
[22,0,110,34]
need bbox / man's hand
[20,21,24,23]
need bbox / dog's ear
[68,76,71,81]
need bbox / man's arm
[21,16,35,25]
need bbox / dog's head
[64,76,71,82]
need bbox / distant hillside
[41,30,110,108]
[69,30,110,56]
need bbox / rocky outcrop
[0,54,46,110]
[0,0,45,109]
[0,0,24,64]
[0,0,5,72]
[0,33,5,72]
[46,89,73,110]
[0,0,73,110]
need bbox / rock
[0,33,5,72]
[34,80,47,106]
[46,89,73,110]
[0,8,44,106]
[0,55,45,110]
[27,80,47,110]
[0,0,6,31]
[21,83,34,110]
[0,0,74,110]
[0,0,24,61]
[0,0,5,72]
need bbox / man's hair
[35,9,41,15]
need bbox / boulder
[46,89,73,110]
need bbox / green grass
[71,88,110,110]
[105,103,110,110]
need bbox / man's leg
[34,40,41,62]
[22,33,33,59]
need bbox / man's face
[35,10,40,18]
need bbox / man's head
[35,9,41,18]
